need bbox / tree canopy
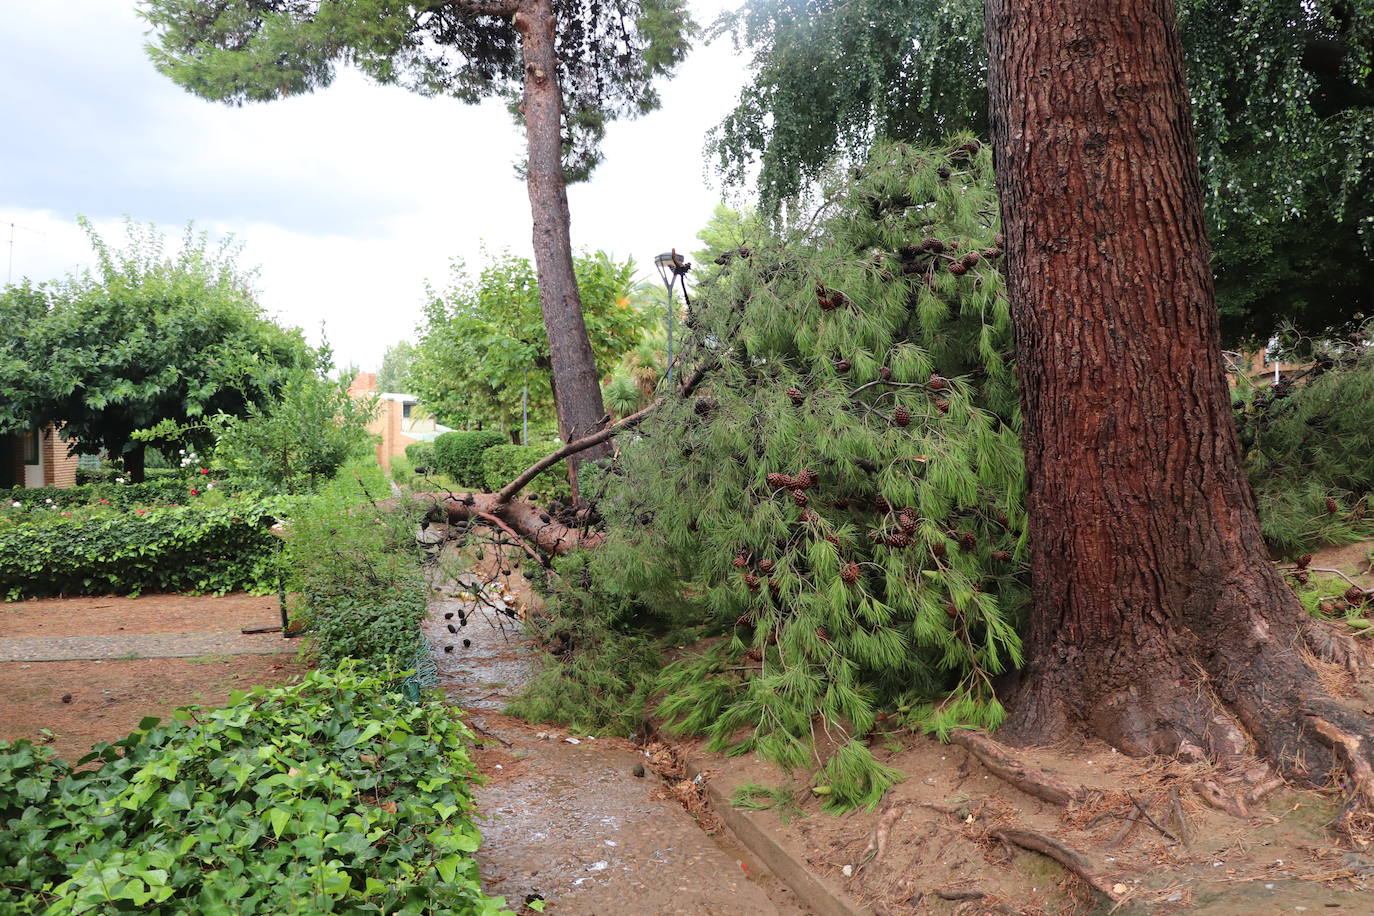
[139,0,693,182]
[709,0,1374,344]
[0,219,311,479]
[377,340,417,394]
[409,250,650,438]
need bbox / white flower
[115,477,126,484]
[178,449,185,455]
[44,498,53,504]
[10,501,20,508]
[206,483,214,490]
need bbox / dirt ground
[0,593,307,763]
[675,541,1374,915]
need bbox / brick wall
[41,426,80,488]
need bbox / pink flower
[199,468,209,475]
[189,488,199,496]
[136,509,146,515]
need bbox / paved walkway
[424,588,806,914]
[0,631,291,663]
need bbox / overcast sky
[0,1,752,371]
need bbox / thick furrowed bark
[984,0,1374,800]
[515,0,611,464]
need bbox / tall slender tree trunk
[984,0,1372,782]
[514,0,612,468]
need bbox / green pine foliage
[520,139,1026,808]
[1238,342,1374,555]
[433,431,508,488]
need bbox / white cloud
[0,0,753,370]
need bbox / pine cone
[825,533,840,545]
[693,397,716,415]
[1296,553,1313,569]
[982,247,1002,259]
[961,140,981,155]
[830,290,848,309]
[1325,496,1340,514]
[961,251,981,267]
[929,373,949,390]
[820,295,838,311]
[732,555,749,569]
[787,387,805,406]
[930,541,947,558]
[898,508,919,533]
[758,559,775,574]
[744,573,761,591]
[816,626,829,641]
[800,508,818,523]
[886,532,911,548]
[958,531,977,552]
[874,496,891,513]
[1292,570,1310,585]
[834,497,851,510]
[879,366,892,380]
[798,468,819,489]
[868,528,885,543]
[841,562,862,584]
[991,550,1012,562]
[996,512,1010,527]
[745,647,763,662]
[937,166,951,180]
[766,472,791,490]
[922,237,944,253]
[936,400,951,414]
[855,458,879,474]
[893,405,912,427]
[792,490,810,507]
[1344,585,1368,603]
[944,602,958,618]
[898,244,921,258]
[994,233,1006,247]
[949,262,968,276]
[835,358,853,372]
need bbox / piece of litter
[694,773,704,784]
[589,861,608,871]
[605,840,617,847]
[494,764,502,770]
[1112,884,1128,896]
[1166,891,1184,902]
[565,737,581,744]
[1264,884,1275,890]
[1212,861,1224,868]
[841,865,853,877]
[1105,857,1116,863]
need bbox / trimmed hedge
[433,431,506,488]
[404,441,437,472]
[481,443,572,503]
[0,480,197,511]
[0,499,284,600]
[2,664,508,915]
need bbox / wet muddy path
[423,583,808,914]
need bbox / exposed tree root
[948,730,1086,805]
[1305,708,1374,835]
[990,828,1122,901]
[1302,617,1364,676]
[857,800,922,871]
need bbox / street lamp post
[654,250,689,386]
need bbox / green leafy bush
[434,431,507,487]
[1,664,509,915]
[481,443,572,502]
[286,462,430,671]
[0,480,192,511]
[0,497,284,600]
[405,441,438,472]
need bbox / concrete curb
[681,757,872,916]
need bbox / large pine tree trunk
[514,0,612,466]
[984,0,1370,782]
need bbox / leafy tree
[213,360,378,495]
[410,250,650,441]
[140,0,694,464]
[986,0,1371,789]
[377,340,417,394]
[710,0,1374,344]
[0,219,310,482]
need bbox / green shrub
[2,664,508,915]
[0,480,204,511]
[405,440,438,472]
[0,497,284,600]
[481,443,572,503]
[286,462,429,671]
[433,431,506,488]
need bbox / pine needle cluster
[517,138,1027,808]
